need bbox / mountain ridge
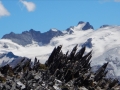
[2,29,64,46]
[2,21,94,46]
[0,21,120,80]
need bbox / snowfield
[0,23,120,79]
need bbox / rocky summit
[77,21,94,30]
[2,29,63,46]
[1,21,94,46]
[0,45,120,90]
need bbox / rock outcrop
[0,45,119,90]
[2,29,63,46]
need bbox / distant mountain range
[0,21,120,80]
[2,21,93,46]
[2,29,63,46]
[0,52,19,67]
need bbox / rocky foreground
[0,45,120,90]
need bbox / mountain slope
[2,21,93,46]
[0,22,120,79]
[2,29,63,46]
[0,52,19,67]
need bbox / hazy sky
[0,0,120,38]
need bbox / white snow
[0,55,14,66]
[74,22,86,30]
[0,24,120,78]
[0,39,22,52]
[51,28,58,32]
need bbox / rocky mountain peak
[49,28,58,32]
[100,25,110,28]
[9,32,15,35]
[77,21,94,30]
[6,52,18,58]
[77,21,85,25]
[29,29,35,32]
[66,27,74,34]
[29,29,41,33]
[2,29,63,46]
[82,22,94,30]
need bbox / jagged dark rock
[82,22,94,30]
[78,21,94,30]
[100,25,110,28]
[78,21,85,24]
[82,38,92,48]
[66,28,74,34]
[0,45,120,90]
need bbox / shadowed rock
[0,45,119,90]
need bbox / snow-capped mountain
[2,29,63,46]
[2,21,93,46]
[77,21,94,30]
[0,21,120,79]
[0,52,19,67]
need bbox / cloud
[20,0,36,12]
[0,1,10,17]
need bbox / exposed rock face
[0,52,19,67]
[66,28,74,34]
[82,22,94,30]
[41,29,63,45]
[78,21,85,24]
[0,45,119,90]
[2,21,94,46]
[78,21,94,30]
[82,38,92,48]
[2,29,63,46]
[100,25,110,28]
[6,52,18,58]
